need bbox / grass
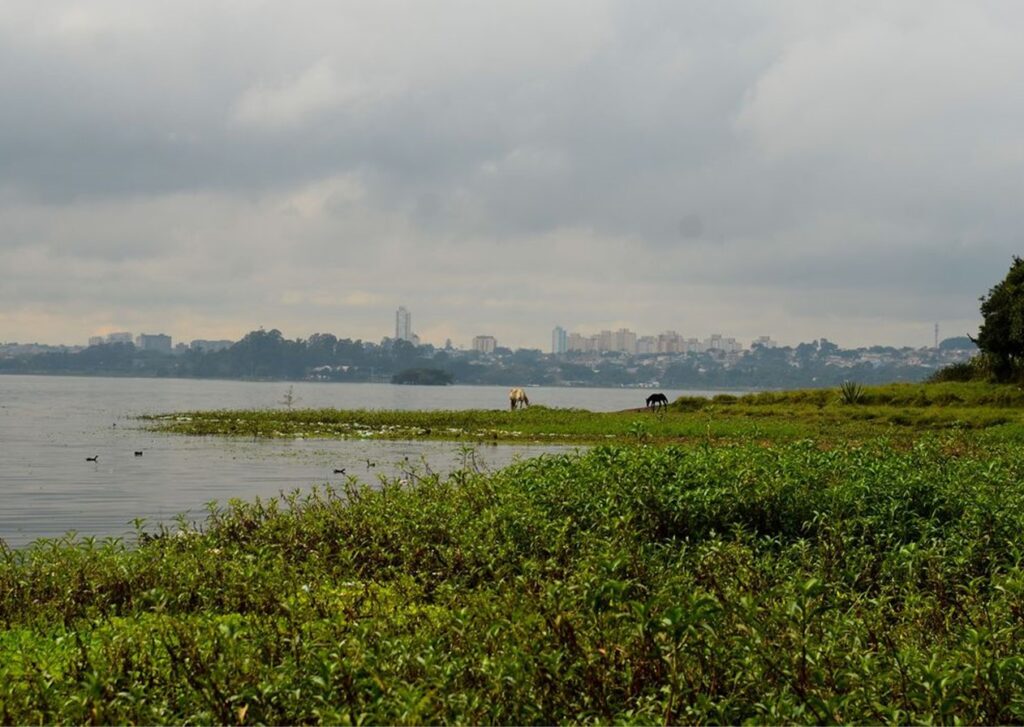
[6,381,1024,721]
[143,381,1024,447]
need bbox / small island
[390,367,454,385]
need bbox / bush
[929,361,978,383]
[6,441,1024,722]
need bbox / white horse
[509,387,530,410]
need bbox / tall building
[657,331,683,353]
[613,328,637,354]
[105,332,133,344]
[395,306,413,342]
[551,326,568,354]
[87,336,104,347]
[472,335,497,354]
[136,333,172,353]
[567,332,589,352]
[636,336,658,354]
[705,334,742,353]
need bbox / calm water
[0,375,726,547]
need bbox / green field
[5,382,1024,722]
[144,381,1024,446]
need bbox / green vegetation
[3,256,1019,722]
[391,367,454,385]
[6,431,1024,722]
[145,381,1024,446]
[976,255,1024,380]
[928,255,1024,385]
[838,380,865,405]
[9,379,1024,722]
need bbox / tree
[975,256,1024,380]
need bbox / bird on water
[86,455,98,462]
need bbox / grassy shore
[4,382,1024,722]
[143,381,1024,446]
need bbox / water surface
[0,375,726,547]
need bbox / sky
[0,1,1020,350]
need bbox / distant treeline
[0,328,973,389]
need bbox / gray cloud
[0,1,1019,348]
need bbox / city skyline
[56,308,960,354]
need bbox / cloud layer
[1,1,1019,348]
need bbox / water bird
[333,468,346,474]
[86,455,98,462]
[365,459,376,468]
[134,451,143,457]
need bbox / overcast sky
[1,1,1020,349]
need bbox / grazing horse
[509,387,530,410]
[646,392,669,411]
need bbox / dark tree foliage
[391,367,453,385]
[975,256,1024,380]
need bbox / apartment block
[472,335,497,354]
[136,333,172,354]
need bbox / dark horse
[646,393,669,411]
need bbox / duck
[86,455,98,462]
[333,467,346,474]
[134,451,143,457]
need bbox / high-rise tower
[551,326,567,354]
[395,306,413,342]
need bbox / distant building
[567,332,590,352]
[636,336,658,355]
[752,335,778,349]
[88,336,104,347]
[702,334,742,353]
[551,326,568,354]
[613,328,637,354]
[395,306,413,342]
[190,339,234,353]
[105,332,133,344]
[135,333,172,353]
[657,331,683,354]
[472,335,497,354]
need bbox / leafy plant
[839,380,865,404]
[626,418,650,443]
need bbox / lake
[0,375,729,547]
